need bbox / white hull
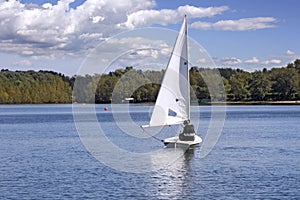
[163,135,202,148]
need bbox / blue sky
[0,0,299,75]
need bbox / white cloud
[84,36,172,73]
[0,0,228,59]
[122,5,229,29]
[91,16,105,23]
[103,37,170,53]
[0,0,279,70]
[13,59,32,67]
[261,59,281,65]
[191,17,277,31]
[190,21,212,30]
[219,57,242,65]
[0,0,156,58]
[195,58,212,66]
[286,50,295,56]
[21,50,34,55]
[178,5,228,18]
[245,57,259,64]
[120,9,177,29]
[0,0,230,60]
[130,49,160,59]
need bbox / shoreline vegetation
[209,100,300,105]
[0,59,299,105]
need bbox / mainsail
[143,16,190,127]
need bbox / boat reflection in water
[149,147,196,199]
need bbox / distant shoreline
[206,100,300,105]
[1,101,299,106]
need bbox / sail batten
[144,16,189,127]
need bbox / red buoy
[104,107,108,111]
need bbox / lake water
[0,104,299,199]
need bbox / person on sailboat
[179,120,195,141]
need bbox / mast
[184,15,190,122]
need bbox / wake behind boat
[141,16,202,147]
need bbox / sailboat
[142,16,202,147]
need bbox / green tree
[229,72,251,101]
[0,70,72,104]
[249,70,271,101]
[270,67,298,100]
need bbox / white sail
[144,16,189,127]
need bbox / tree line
[0,70,71,104]
[0,59,299,104]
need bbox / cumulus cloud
[219,57,242,65]
[14,59,32,67]
[0,0,156,58]
[122,5,229,29]
[100,37,169,54]
[286,50,295,56]
[0,0,278,64]
[191,17,277,31]
[0,0,230,59]
[82,36,173,73]
[196,58,209,64]
[245,57,259,64]
[261,59,281,65]
[0,0,227,59]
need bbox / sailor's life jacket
[179,124,195,141]
[183,124,195,133]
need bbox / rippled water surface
[0,104,299,199]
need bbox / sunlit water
[0,104,299,199]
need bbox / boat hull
[163,135,202,148]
